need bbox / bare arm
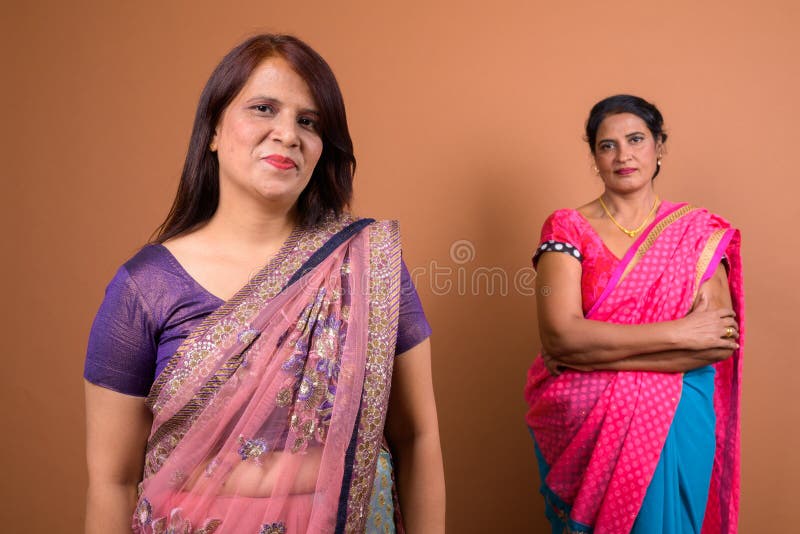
[384,338,446,533]
[536,253,738,366]
[85,381,152,534]
[554,263,737,373]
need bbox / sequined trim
[258,522,286,534]
[139,507,222,534]
[365,448,397,533]
[343,221,402,533]
[145,215,359,476]
[146,226,303,409]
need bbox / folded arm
[536,253,737,373]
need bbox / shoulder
[543,208,581,225]
[539,208,586,242]
[681,204,737,232]
[335,214,401,242]
[110,243,194,307]
[122,243,177,279]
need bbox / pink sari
[133,216,402,534]
[525,203,744,533]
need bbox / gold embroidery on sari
[145,215,359,476]
[693,228,728,299]
[618,205,696,284]
[344,221,402,533]
[146,226,305,408]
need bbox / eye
[630,135,645,144]
[298,116,318,131]
[598,142,614,152]
[253,104,275,114]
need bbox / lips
[615,167,637,176]
[263,154,296,170]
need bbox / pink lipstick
[263,155,296,170]
[615,167,636,176]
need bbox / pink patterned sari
[525,203,744,533]
[133,216,402,534]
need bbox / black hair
[585,94,667,178]
[153,34,355,242]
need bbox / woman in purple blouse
[84,34,444,534]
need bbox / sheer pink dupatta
[134,226,377,533]
[526,205,743,533]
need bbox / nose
[615,144,633,162]
[269,113,301,147]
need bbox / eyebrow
[597,131,647,144]
[245,95,320,115]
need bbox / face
[593,112,662,192]
[211,56,323,210]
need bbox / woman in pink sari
[84,35,445,533]
[525,95,743,533]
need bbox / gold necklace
[599,195,660,238]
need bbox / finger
[723,318,738,329]
[718,308,736,318]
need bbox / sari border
[694,228,734,296]
[146,218,370,455]
[586,203,695,318]
[146,225,304,408]
[342,220,402,533]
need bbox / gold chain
[599,195,660,238]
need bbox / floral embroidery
[147,508,222,534]
[204,457,220,477]
[169,469,187,486]
[275,277,350,453]
[238,327,260,345]
[146,216,358,476]
[258,522,286,534]
[237,436,269,462]
[136,498,152,527]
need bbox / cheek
[304,137,324,167]
[219,119,258,154]
[596,153,614,169]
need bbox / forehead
[237,56,316,107]
[597,112,649,137]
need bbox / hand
[542,351,592,375]
[541,351,562,376]
[679,293,739,351]
[695,347,737,364]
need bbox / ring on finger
[724,326,736,338]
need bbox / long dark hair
[585,94,667,178]
[153,34,355,242]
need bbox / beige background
[2,0,798,531]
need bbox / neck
[203,193,297,250]
[600,188,658,219]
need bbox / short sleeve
[84,266,158,396]
[395,259,432,355]
[532,210,585,267]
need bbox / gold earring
[657,157,662,167]
[592,165,600,174]
[209,142,217,152]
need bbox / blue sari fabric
[532,366,716,534]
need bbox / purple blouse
[85,244,432,397]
